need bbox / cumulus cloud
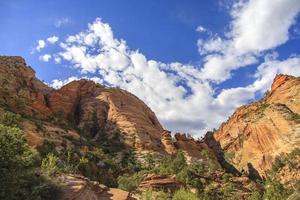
[50,76,102,89]
[36,40,46,51]
[198,0,300,82]
[39,54,51,62]
[37,1,300,136]
[196,26,206,32]
[47,36,59,44]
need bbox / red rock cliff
[207,74,300,176]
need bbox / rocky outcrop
[173,133,219,165]
[56,174,137,200]
[138,174,181,192]
[206,74,300,176]
[47,80,165,153]
[0,56,164,153]
[161,130,176,154]
[0,56,218,161]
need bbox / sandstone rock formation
[0,56,217,162]
[206,74,300,176]
[138,173,181,192]
[0,56,164,154]
[56,174,136,200]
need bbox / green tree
[0,124,58,200]
[263,178,290,200]
[118,171,146,192]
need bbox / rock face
[47,80,165,153]
[0,56,214,160]
[56,174,136,200]
[138,174,181,192]
[0,56,165,154]
[206,74,300,176]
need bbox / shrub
[172,189,198,200]
[118,171,146,192]
[37,140,57,158]
[0,111,22,127]
[141,189,170,200]
[0,124,57,200]
[247,191,262,200]
[263,178,291,200]
[157,151,187,176]
[41,153,59,176]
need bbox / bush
[0,111,22,127]
[41,153,59,176]
[37,140,57,157]
[141,189,170,200]
[172,189,198,200]
[263,178,291,200]
[156,151,187,176]
[0,124,57,200]
[118,171,146,192]
[247,191,262,200]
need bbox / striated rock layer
[0,56,214,160]
[206,74,300,176]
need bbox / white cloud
[54,17,70,28]
[36,40,46,51]
[198,0,300,82]
[231,0,300,53]
[47,36,59,44]
[39,54,51,62]
[38,1,300,136]
[196,26,206,32]
[49,76,103,89]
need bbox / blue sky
[1,0,300,136]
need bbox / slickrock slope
[56,174,136,200]
[206,74,300,176]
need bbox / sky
[1,0,300,137]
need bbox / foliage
[0,124,58,200]
[263,178,291,200]
[0,111,22,127]
[224,152,235,164]
[141,189,171,200]
[41,153,59,176]
[37,139,57,157]
[118,171,146,192]
[155,151,187,176]
[221,182,235,199]
[247,191,262,200]
[172,189,198,200]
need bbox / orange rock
[57,174,136,200]
[138,173,181,192]
[207,74,300,176]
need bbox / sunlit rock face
[0,56,213,160]
[207,74,300,176]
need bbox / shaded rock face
[56,174,136,200]
[206,74,300,176]
[0,56,52,118]
[138,173,181,192]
